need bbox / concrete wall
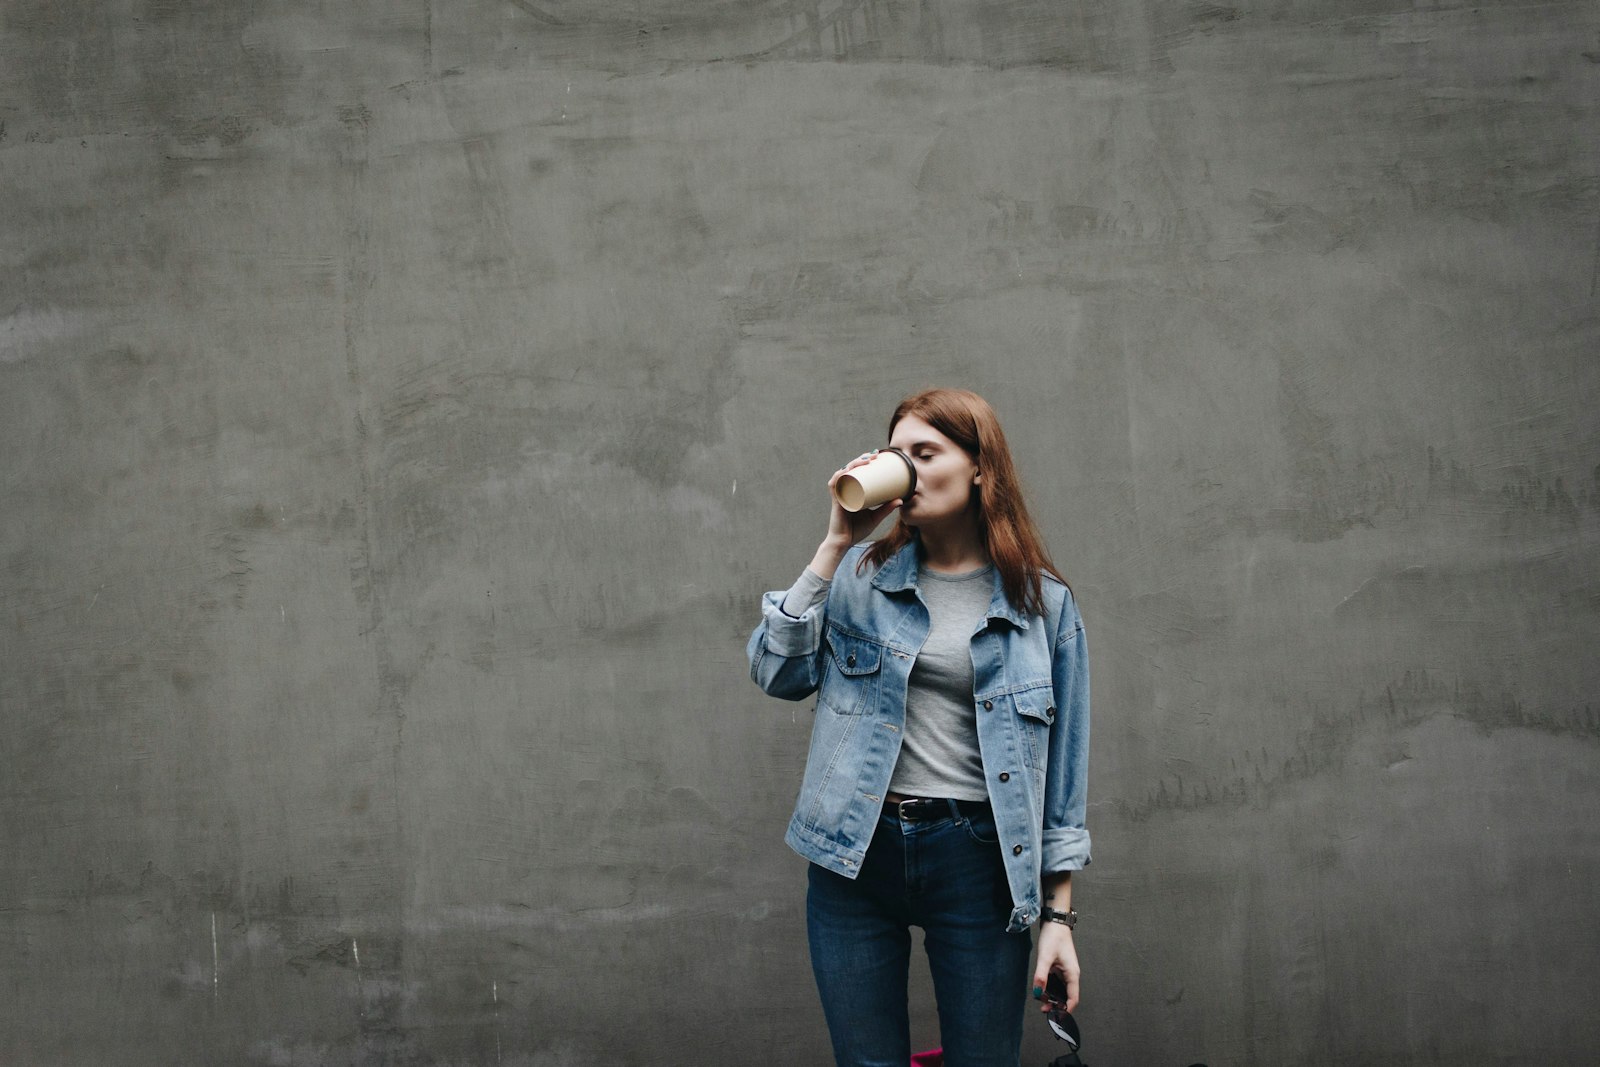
[3,2,1597,1063]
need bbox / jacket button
[999,772,1010,782]
[1046,706,1055,715]
[1012,844,1023,856]
[846,653,856,667]
[982,700,993,711]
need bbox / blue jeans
[806,801,1033,1067]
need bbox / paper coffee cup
[833,448,917,513]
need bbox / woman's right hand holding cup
[810,453,902,579]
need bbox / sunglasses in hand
[1039,971,1080,1050]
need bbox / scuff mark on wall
[0,307,91,364]
[1126,670,1600,822]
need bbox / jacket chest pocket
[818,627,884,716]
[1009,683,1056,770]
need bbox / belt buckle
[897,797,930,821]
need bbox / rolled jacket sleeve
[1042,590,1092,873]
[747,570,831,699]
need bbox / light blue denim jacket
[747,540,1091,933]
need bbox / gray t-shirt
[889,563,992,801]
[779,561,992,802]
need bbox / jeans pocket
[963,809,1001,845]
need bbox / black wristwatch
[1040,905,1078,929]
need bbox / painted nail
[1032,985,1043,999]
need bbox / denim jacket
[747,540,1091,933]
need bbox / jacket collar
[868,540,920,593]
[869,539,1030,630]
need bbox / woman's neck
[917,517,989,574]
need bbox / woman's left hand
[1033,922,1081,1014]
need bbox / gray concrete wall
[3,2,1597,1063]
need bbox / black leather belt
[883,796,990,821]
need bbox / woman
[746,388,1091,1067]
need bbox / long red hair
[861,388,1066,617]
